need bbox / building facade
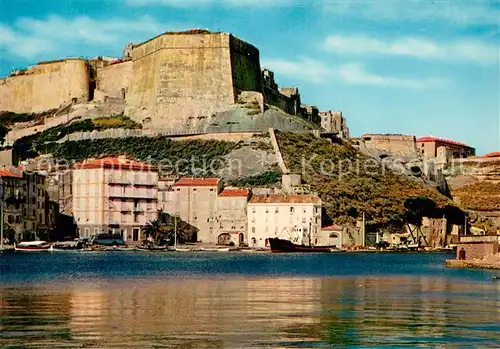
[72,156,158,243]
[0,168,55,241]
[247,194,322,249]
[214,188,249,246]
[416,136,475,158]
[319,110,349,138]
[160,177,222,243]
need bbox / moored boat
[268,238,335,253]
[51,241,84,252]
[15,241,52,252]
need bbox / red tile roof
[218,188,250,197]
[74,157,156,171]
[483,152,500,158]
[249,194,321,204]
[174,177,220,187]
[0,169,23,178]
[322,224,342,231]
[416,136,472,148]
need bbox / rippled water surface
[1,252,499,348]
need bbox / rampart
[125,31,262,129]
[361,134,417,155]
[0,59,90,113]
[95,60,132,99]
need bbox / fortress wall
[125,33,236,128]
[96,61,132,98]
[229,35,262,94]
[0,59,89,113]
[362,134,417,155]
[264,86,296,115]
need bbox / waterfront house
[247,194,322,249]
[215,188,250,246]
[72,156,158,243]
[160,177,222,243]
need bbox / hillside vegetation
[12,116,142,159]
[40,136,237,175]
[276,132,455,231]
[452,182,500,211]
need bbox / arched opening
[251,237,257,246]
[238,233,244,245]
[218,233,232,246]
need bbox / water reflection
[1,276,499,348]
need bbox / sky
[0,0,498,155]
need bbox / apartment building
[160,177,222,243]
[72,156,158,243]
[247,194,322,249]
[0,168,55,241]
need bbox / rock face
[445,157,500,231]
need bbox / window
[15,216,20,223]
[302,217,306,223]
[210,189,214,192]
[275,208,279,214]
[252,227,255,233]
[252,208,256,214]
[290,207,294,214]
[265,209,269,213]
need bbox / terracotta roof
[74,157,156,171]
[249,194,321,204]
[174,177,220,187]
[483,152,500,158]
[0,169,23,178]
[218,188,250,197]
[322,224,342,231]
[416,136,472,148]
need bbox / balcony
[108,219,120,227]
[133,180,155,187]
[108,176,130,186]
[109,193,157,200]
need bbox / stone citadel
[0,29,348,137]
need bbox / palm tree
[141,219,168,245]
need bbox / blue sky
[0,0,498,154]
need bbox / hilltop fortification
[0,59,90,113]
[1,29,319,134]
[125,30,262,128]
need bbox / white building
[247,194,322,249]
[72,156,158,243]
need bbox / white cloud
[0,15,191,61]
[337,63,446,89]
[323,35,498,64]
[324,1,500,27]
[262,57,445,89]
[262,57,332,84]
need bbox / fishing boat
[15,241,53,252]
[268,238,334,253]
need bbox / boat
[51,241,84,252]
[136,245,168,251]
[14,241,53,252]
[268,238,335,253]
[174,247,192,252]
[200,247,231,252]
